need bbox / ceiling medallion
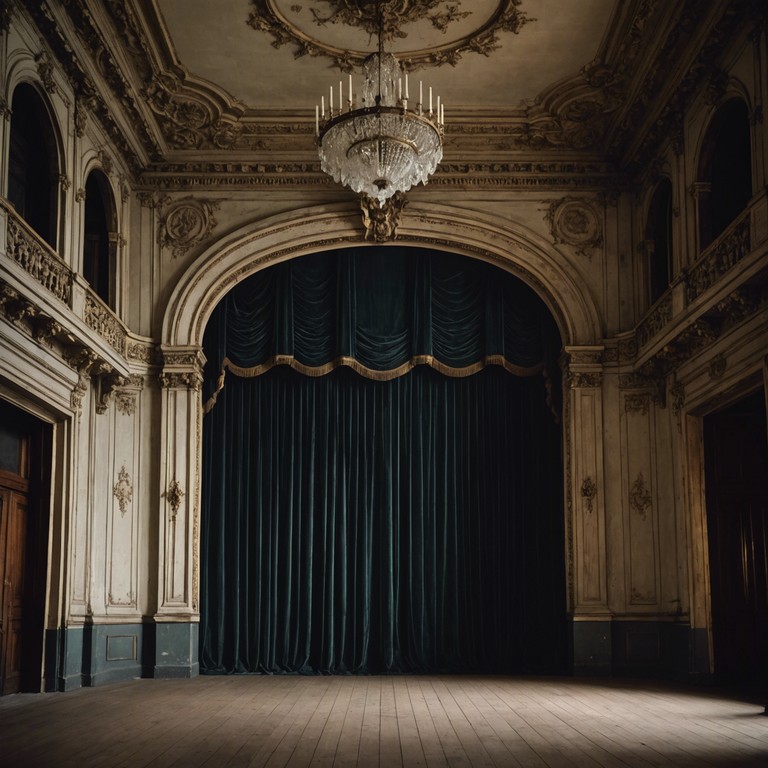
[315,1,444,217]
[247,1,534,70]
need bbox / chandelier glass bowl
[316,46,444,205]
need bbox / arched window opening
[83,170,117,308]
[645,178,673,306]
[698,98,752,251]
[7,84,59,248]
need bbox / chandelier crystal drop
[315,21,444,205]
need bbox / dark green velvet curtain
[201,247,566,674]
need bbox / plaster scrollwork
[0,0,13,32]
[160,371,201,390]
[160,199,220,258]
[629,472,653,522]
[360,193,406,242]
[246,1,535,71]
[84,293,127,354]
[624,393,650,416]
[708,353,727,380]
[166,479,185,523]
[35,51,58,94]
[568,372,602,389]
[96,371,130,414]
[114,391,137,416]
[581,476,597,514]
[113,465,133,518]
[670,381,685,419]
[544,197,603,260]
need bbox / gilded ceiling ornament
[247,1,534,70]
[360,192,407,242]
[113,465,133,518]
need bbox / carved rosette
[160,199,219,258]
[545,197,603,259]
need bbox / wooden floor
[1,676,767,767]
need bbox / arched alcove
[645,178,673,305]
[83,169,118,308]
[697,98,752,251]
[198,245,567,674]
[7,83,60,248]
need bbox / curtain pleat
[201,365,566,675]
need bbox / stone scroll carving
[113,465,133,518]
[160,199,219,258]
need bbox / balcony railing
[1,198,73,306]
[1,198,128,358]
[686,207,752,304]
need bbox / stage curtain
[202,247,555,410]
[200,247,565,674]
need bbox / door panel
[704,390,768,683]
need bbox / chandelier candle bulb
[405,73,409,99]
[339,81,343,113]
[436,95,440,122]
[348,74,352,107]
[315,105,319,136]
[419,81,423,113]
[398,77,402,101]
[429,86,433,116]
[321,95,325,118]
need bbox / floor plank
[1,676,766,768]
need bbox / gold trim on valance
[203,354,545,414]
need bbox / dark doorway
[704,389,768,687]
[0,400,51,694]
[83,170,117,308]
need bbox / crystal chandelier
[315,2,444,206]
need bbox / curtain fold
[202,248,555,409]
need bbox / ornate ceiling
[24,0,754,187]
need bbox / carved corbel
[3,296,37,325]
[360,193,406,242]
[32,317,63,348]
[95,370,130,414]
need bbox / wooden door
[0,489,29,694]
[704,390,768,684]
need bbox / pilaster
[154,345,204,677]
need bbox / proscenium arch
[163,203,603,350]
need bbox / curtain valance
[203,247,558,411]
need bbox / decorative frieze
[624,393,650,416]
[568,372,602,389]
[4,210,73,305]
[636,293,672,349]
[127,341,158,364]
[160,371,201,390]
[686,214,751,303]
[84,293,127,355]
